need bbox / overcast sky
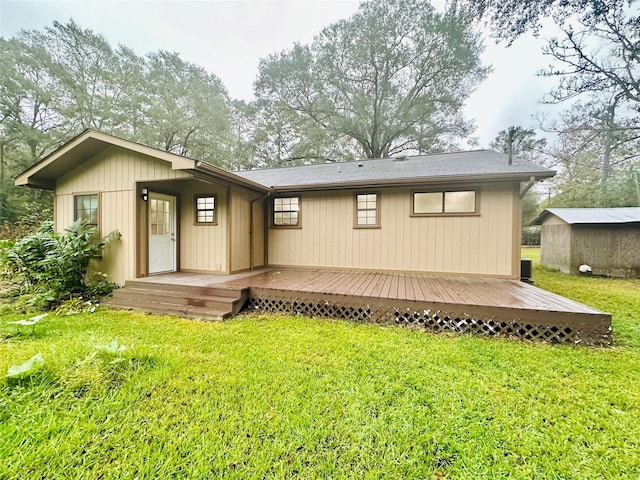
[0,0,562,148]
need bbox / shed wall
[267,183,520,277]
[572,224,640,277]
[540,223,572,274]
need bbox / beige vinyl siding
[252,199,266,268]
[55,146,192,285]
[267,183,520,277]
[230,187,252,273]
[174,181,228,273]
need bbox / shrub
[1,219,120,310]
[0,206,53,240]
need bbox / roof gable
[235,150,555,191]
[15,130,268,192]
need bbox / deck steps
[104,280,250,321]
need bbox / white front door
[149,192,176,274]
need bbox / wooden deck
[124,268,611,345]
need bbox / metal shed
[532,207,640,278]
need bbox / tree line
[480,0,640,211]
[1,0,638,229]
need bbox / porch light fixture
[141,188,148,201]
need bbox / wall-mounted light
[141,188,148,201]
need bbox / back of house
[16,130,555,284]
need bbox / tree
[140,51,233,167]
[0,37,62,225]
[474,0,640,206]
[32,20,142,135]
[490,126,549,165]
[255,0,488,161]
[471,1,640,108]
[0,19,237,228]
[545,97,640,206]
[490,127,549,229]
[233,99,361,168]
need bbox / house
[15,130,555,284]
[532,207,640,278]
[16,130,613,344]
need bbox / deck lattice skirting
[114,269,612,346]
[245,289,612,346]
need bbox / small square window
[355,193,379,227]
[273,196,300,227]
[195,195,217,224]
[413,192,443,214]
[444,191,476,213]
[74,194,99,226]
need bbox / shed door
[149,192,176,274]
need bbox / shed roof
[532,207,640,225]
[235,150,555,191]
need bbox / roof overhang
[14,129,270,193]
[531,210,554,226]
[269,171,556,193]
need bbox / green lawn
[522,247,640,345]
[1,255,639,479]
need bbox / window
[273,196,300,226]
[355,193,379,227]
[195,195,217,224]
[74,194,99,226]
[413,190,477,215]
[150,197,170,235]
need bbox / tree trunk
[600,100,617,189]
[0,141,5,224]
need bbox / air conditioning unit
[521,258,533,283]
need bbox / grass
[1,255,639,479]
[522,247,640,345]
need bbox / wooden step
[103,280,250,320]
[105,298,232,321]
[111,288,237,311]
[124,280,246,299]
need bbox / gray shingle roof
[235,150,555,190]
[533,207,640,225]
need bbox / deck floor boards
[140,267,610,344]
[189,267,607,316]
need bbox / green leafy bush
[0,219,120,310]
